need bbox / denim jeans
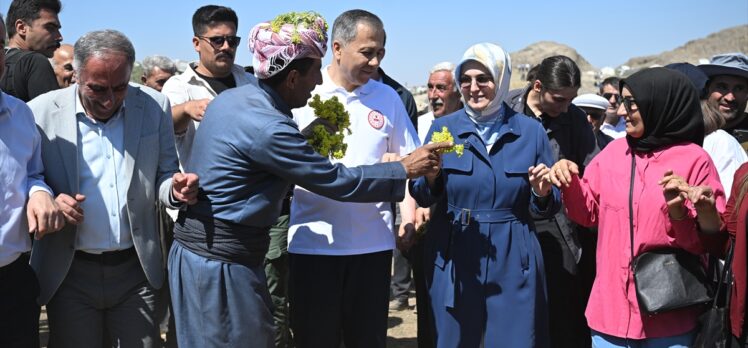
[591,329,695,348]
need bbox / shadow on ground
[388,316,404,329]
[40,302,421,348]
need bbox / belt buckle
[460,208,471,225]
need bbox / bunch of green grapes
[270,11,327,43]
[308,95,351,159]
[430,126,464,157]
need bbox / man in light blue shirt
[0,14,63,347]
[29,30,199,348]
[74,97,132,253]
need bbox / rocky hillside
[622,25,748,71]
[508,41,598,92]
[415,25,747,111]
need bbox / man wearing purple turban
[249,11,330,348]
[249,14,327,80]
[168,11,450,348]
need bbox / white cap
[573,94,610,110]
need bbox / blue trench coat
[410,104,560,348]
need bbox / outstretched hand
[400,141,453,179]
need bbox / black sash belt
[174,210,271,267]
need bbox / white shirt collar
[320,65,375,96]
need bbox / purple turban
[249,12,328,79]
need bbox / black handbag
[693,240,734,348]
[631,249,713,314]
[627,152,712,315]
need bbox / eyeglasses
[197,35,241,49]
[620,96,638,113]
[602,92,619,103]
[459,75,492,88]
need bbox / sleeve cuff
[531,187,550,198]
[362,161,407,179]
[168,188,183,207]
[28,184,53,197]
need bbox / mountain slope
[622,25,748,69]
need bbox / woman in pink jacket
[549,67,726,347]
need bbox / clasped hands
[658,170,715,220]
[48,172,200,239]
[544,159,716,217]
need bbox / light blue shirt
[0,92,53,267]
[74,91,131,253]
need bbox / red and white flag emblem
[368,110,384,129]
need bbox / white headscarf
[455,43,512,121]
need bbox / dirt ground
[40,299,419,348]
[386,298,419,348]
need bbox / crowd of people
[1,0,748,347]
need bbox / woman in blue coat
[410,43,560,347]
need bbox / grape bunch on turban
[249,11,328,79]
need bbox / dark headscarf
[620,67,704,153]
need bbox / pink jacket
[561,138,726,339]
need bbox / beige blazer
[29,84,179,305]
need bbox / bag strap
[628,151,636,268]
[710,238,735,308]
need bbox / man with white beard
[417,62,463,142]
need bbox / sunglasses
[620,96,638,113]
[602,92,619,103]
[458,75,492,88]
[197,35,241,49]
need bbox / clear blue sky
[4,0,747,86]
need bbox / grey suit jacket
[29,84,180,305]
